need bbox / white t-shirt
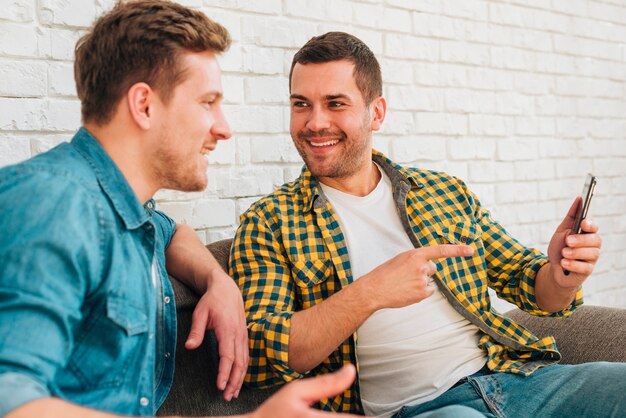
[320,165,486,418]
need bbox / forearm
[7,398,251,418]
[288,278,375,373]
[165,224,223,293]
[534,263,579,313]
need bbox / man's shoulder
[243,177,306,218]
[0,142,99,193]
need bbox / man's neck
[83,122,157,204]
[318,161,381,197]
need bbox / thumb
[294,365,356,405]
[557,197,580,232]
[185,306,208,350]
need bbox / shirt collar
[298,149,424,212]
[71,127,151,230]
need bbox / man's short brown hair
[289,32,382,105]
[75,0,231,125]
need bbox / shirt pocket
[68,293,149,389]
[433,220,480,245]
[292,258,333,288]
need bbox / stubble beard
[152,131,207,193]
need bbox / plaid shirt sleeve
[229,207,305,388]
[468,187,583,317]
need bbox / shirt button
[140,397,149,407]
[164,296,171,304]
[165,352,171,359]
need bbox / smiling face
[290,59,385,192]
[150,51,231,192]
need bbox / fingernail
[567,236,577,245]
[563,248,572,257]
[234,390,240,399]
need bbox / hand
[185,268,248,401]
[361,244,474,310]
[249,365,360,418]
[547,197,602,288]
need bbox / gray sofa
[157,239,626,417]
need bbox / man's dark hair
[75,0,231,125]
[289,31,382,105]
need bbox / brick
[219,44,243,72]
[378,110,414,135]
[592,158,626,177]
[496,182,539,204]
[469,115,514,137]
[0,0,35,22]
[242,46,283,75]
[496,138,539,161]
[414,63,467,88]
[249,136,300,164]
[201,9,242,42]
[386,86,444,112]
[216,166,283,198]
[207,136,236,165]
[440,41,489,66]
[244,76,288,104]
[537,178,582,201]
[515,117,555,136]
[381,58,413,85]
[0,60,47,97]
[223,104,284,133]
[47,61,76,97]
[48,28,82,61]
[385,34,438,61]
[44,99,81,132]
[388,0,440,13]
[191,199,236,228]
[390,136,446,163]
[441,0,488,21]
[207,226,238,244]
[491,47,536,71]
[448,137,496,160]
[513,73,554,95]
[0,23,39,58]
[468,161,514,183]
[0,135,31,167]
[221,75,244,105]
[415,113,467,135]
[39,0,97,27]
[513,160,555,181]
[284,0,352,23]
[0,98,45,131]
[241,16,316,48]
[554,159,593,178]
[445,90,497,114]
[538,138,577,158]
[236,196,262,217]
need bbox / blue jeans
[394,362,626,418]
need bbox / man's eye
[292,101,308,108]
[329,101,344,108]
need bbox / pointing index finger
[417,244,474,260]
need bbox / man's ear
[127,82,154,130]
[370,96,386,131]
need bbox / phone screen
[571,173,597,235]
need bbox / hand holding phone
[564,173,597,275]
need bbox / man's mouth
[309,139,339,147]
[201,146,213,155]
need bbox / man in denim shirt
[0,2,357,418]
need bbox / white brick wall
[1,0,625,310]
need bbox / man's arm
[288,245,474,373]
[231,210,473,376]
[7,366,359,418]
[165,224,248,401]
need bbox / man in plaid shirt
[230,32,625,418]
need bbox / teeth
[201,148,211,155]
[310,140,338,147]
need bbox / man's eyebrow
[325,94,350,101]
[199,91,223,100]
[290,94,308,101]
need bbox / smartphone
[564,173,597,275]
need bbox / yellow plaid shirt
[230,150,583,414]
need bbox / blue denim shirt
[0,128,177,416]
